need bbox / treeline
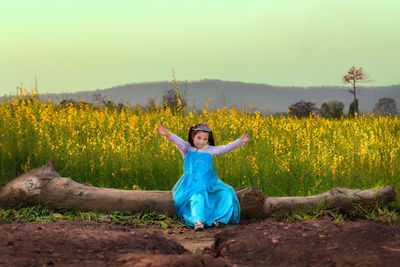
[6,87,398,119]
[287,98,398,119]
[54,92,398,119]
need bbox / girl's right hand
[157,125,169,137]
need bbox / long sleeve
[166,133,190,157]
[208,138,244,156]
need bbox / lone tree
[373,98,398,116]
[342,66,371,115]
[320,101,345,119]
[288,100,318,118]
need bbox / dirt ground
[1,218,400,266]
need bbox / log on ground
[0,161,396,218]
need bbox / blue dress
[172,150,241,227]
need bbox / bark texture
[0,161,396,218]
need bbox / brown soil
[1,218,400,266]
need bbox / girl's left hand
[240,133,251,144]
[157,125,169,137]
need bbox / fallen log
[0,161,396,218]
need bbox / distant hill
[6,79,400,113]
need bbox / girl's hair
[188,123,215,147]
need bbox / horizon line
[3,78,399,96]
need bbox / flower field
[1,89,399,201]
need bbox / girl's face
[193,131,209,149]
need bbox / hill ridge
[3,79,399,113]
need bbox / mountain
[7,79,400,113]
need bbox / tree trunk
[0,161,396,218]
[353,83,357,102]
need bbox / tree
[373,98,398,116]
[348,99,359,117]
[320,101,345,119]
[92,92,108,107]
[288,100,318,118]
[162,89,186,110]
[342,66,371,114]
[162,71,187,111]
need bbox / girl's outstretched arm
[156,125,170,138]
[156,125,189,157]
[210,133,251,156]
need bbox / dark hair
[188,123,215,147]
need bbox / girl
[157,123,250,231]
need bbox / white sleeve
[166,133,190,157]
[208,138,244,156]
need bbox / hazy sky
[1,0,399,95]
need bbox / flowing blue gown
[172,150,240,227]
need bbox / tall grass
[0,89,399,202]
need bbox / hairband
[194,123,212,132]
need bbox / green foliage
[320,101,344,119]
[288,100,318,118]
[348,98,359,116]
[0,206,182,229]
[271,202,400,225]
[1,203,398,226]
[0,206,56,224]
[373,97,398,116]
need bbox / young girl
[157,123,250,231]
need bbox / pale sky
[1,0,399,95]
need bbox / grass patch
[0,205,184,229]
[1,202,399,228]
[270,202,400,226]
